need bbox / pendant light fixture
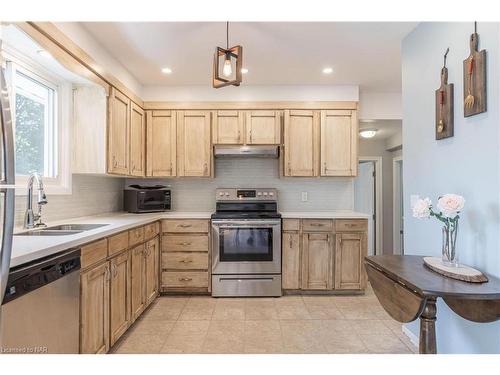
[213,22,243,88]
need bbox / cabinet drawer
[283,219,300,231]
[108,231,129,256]
[163,252,209,270]
[162,234,209,252]
[162,219,209,233]
[81,239,108,269]
[302,219,333,232]
[162,271,208,288]
[129,226,145,247]
[335,219,368,232]
[144,222,160,240]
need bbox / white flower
[412,197,432,219]
[437,194,465,218]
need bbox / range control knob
[257,192,262,196]
[269,192,274,196]
[219,192,224,196]
[263,192,268,196]
[225,192,230,196]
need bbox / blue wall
[402,22,500,353]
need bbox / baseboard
[402,325,419,349]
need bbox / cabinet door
[145,236,160,305]
[213,110,244,144]
[177,111,212,176]
[245,110,281,145]
[108,88,130,175]
[110,251,131,346]
[146,110,177,177]
[80,262,110,354]
[335,232,367,290]
[320,110,358,177]
[284,110,320,176]
[282,232,301,289]
[130,244,145,322]
[129,102,145,177]
[301,233,333,290]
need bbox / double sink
[15,223,109,236]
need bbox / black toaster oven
[124,185,171,213]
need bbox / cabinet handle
[178,242,192,246]
[249,129,252,143]
[112,156,118,168]
[287,162,291,175]
[289,235,293,249]
[180,259,193,263]
[238,130,241,142]
[105,265,111,281]
[178,277,193,282]
[112,264,118,278]
[323,162,327,174]
[203,163,208,175]
[179,224,192,228]
[310,223,324,227]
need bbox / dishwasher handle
[2,248,81,305]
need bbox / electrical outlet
[301,192,308,202]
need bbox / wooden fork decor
[463,22,487,117]
[436,48,454,140]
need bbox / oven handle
[212,220,281,227]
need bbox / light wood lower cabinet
[79,222,161,353]
[109,251,131,346]
[282,218,367,293]
[80,262,110,354]
[145,236,160,304]
[335,232,367,290]
[130,244,146,322]
[301,232,333,290]
[282,232,301,289]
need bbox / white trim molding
[402,324,419,349]
[393,155,403,254]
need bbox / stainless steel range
[211,188,281,297]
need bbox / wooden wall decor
[435,48,454,140]
[463,23,487,117]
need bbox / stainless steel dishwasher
[0,248,81,354]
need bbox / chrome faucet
[23,172,48,229]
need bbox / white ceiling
[360,119,401,140]
[81,22,417,90]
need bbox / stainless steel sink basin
[15,223,109,236]
[44,223,109,231]
[15,230,84,236]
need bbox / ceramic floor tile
[244,320,284,353]
[359,333,413,354]
[201,321,245,353]
[350,319,394,335]
[113,333,167,354]
[160,321,210,354]
[280,320,326,353]
[304,304,344,319]
[178,306,215,320]
[277,305,312,320]
[129,319,175,336]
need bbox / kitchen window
[4,55,71,194]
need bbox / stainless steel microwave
[124,185,171,213]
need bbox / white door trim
[356,156,383,256]
[393,155,403,255]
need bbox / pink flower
[437,194,465,218]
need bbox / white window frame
[3,47,72,195]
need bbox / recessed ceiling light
[161,67,172,74]
[359,128,378,139]
[322,67,333,74]
[241,68,249,74]
[37,49,52,58]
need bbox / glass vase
[441,222,458,266]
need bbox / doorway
[393,156,404,254]
[354,157,382,256]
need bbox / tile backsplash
[127,158,354,212]
[14,174,124,228]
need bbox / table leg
[419,298,437,354]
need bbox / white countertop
[10,210,369,268]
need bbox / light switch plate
[301,192,308,202]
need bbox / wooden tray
[423,257,488,283]
[463,32,487,117]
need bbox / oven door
[212,219,281,275]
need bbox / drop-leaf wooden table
[365,255,500,354]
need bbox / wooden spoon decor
[463,22,487,117]
[436,48,454,140]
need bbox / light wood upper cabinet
[145,236,160,305]
[129,102,145,177]
[146,110,177,177]
[301,232,333,290]
[282,232,301,289]
[80,262,110,354]
[109,251,131,346]
[108,88,130,175]
[213,110,244,144]
[284,110,320,176]
[245,110,281,145]
[335,232,367,290]
[320,110,358,177]
[130,244,145,322]
[177,111,212,177]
